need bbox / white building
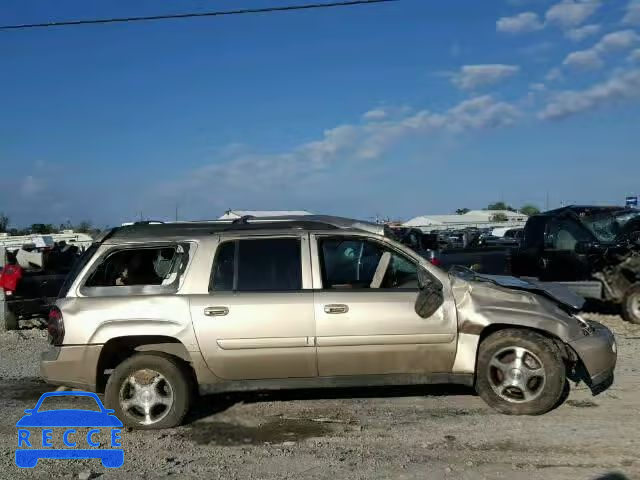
[403,210,527,232]
[218,210,313,220]
[0,231,94,252]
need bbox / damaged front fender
[449,276,616,394]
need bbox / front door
[189,235,317,380]
[311,234,457,377]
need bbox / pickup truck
[1,244,81,330]
[410,206,640,324]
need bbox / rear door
[189,234,317,380]
[311,234,457,377]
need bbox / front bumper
[568,321,617,394]
[40,345,102,392]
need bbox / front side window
[84,246,180,288]
[210,238,302,292]
[318,237,418,289]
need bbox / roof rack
[106,215,385,240]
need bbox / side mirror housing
[415,267,444,318]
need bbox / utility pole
[175,202,179,222]
[545,191,549,211]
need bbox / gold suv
[41,216,616,428]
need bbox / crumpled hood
[450,274,586,342]
[472,274,585,312]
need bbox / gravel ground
[0,314,638,480]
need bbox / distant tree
[490,213,509,222]
[487,201,516,212]
[520,204,541,216]
[75,220,93,233]
[0,213,8,232]
[456,208,470,215]
[30,223,56,234]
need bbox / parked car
[41,216,616,428]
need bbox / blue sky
[1,0,639,227]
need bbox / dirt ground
[0,313,638,480]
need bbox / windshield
[580,209,640,243]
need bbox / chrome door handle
[204,306,229,317]
[324,304,349,314]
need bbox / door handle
[204,306,229,317]
[324,304,349,314]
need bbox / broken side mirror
[415,267,444,318]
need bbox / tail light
[47,306,65,345]
[426,251,442,267]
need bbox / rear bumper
[568,321,617,394]
[40,345,101,392]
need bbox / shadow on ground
[184,384,476,424]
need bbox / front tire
[476,329,566,415]
[621,283,640,325]
[105,353,192,429]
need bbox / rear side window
[85,247,179,287]
[210,238,302,292]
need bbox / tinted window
[319,237,418,289]
[210,241,235,291]
[210,238,302,292]
[85,247,178,287]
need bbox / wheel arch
[95,335,195,393]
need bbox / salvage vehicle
[41,216,616,429]
[511,206,640,324]
[420,206,640,325]
[0,243,81,330]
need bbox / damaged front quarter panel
[450,275,616,394]
[451,275,584,341]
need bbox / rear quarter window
[79,244,190,297]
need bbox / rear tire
[3,309,18,331]
[621,283,640,325]
[476,329,566,415]
[105,353,192,429]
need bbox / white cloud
[539,68,640,119]
[20,176,44,197]
[563,49,604,68]
[530,82,546,91]
[545,0,601,29]
[497,12,544,33]
[596,29,640,51]
[565,24,601,41]
[630,48,640,61]
[563,30,640,69]
[623,0,640,25]
[362,109,387,121]
[164,96,521,198]
[546,67,564,82]
[450,64,520,90]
